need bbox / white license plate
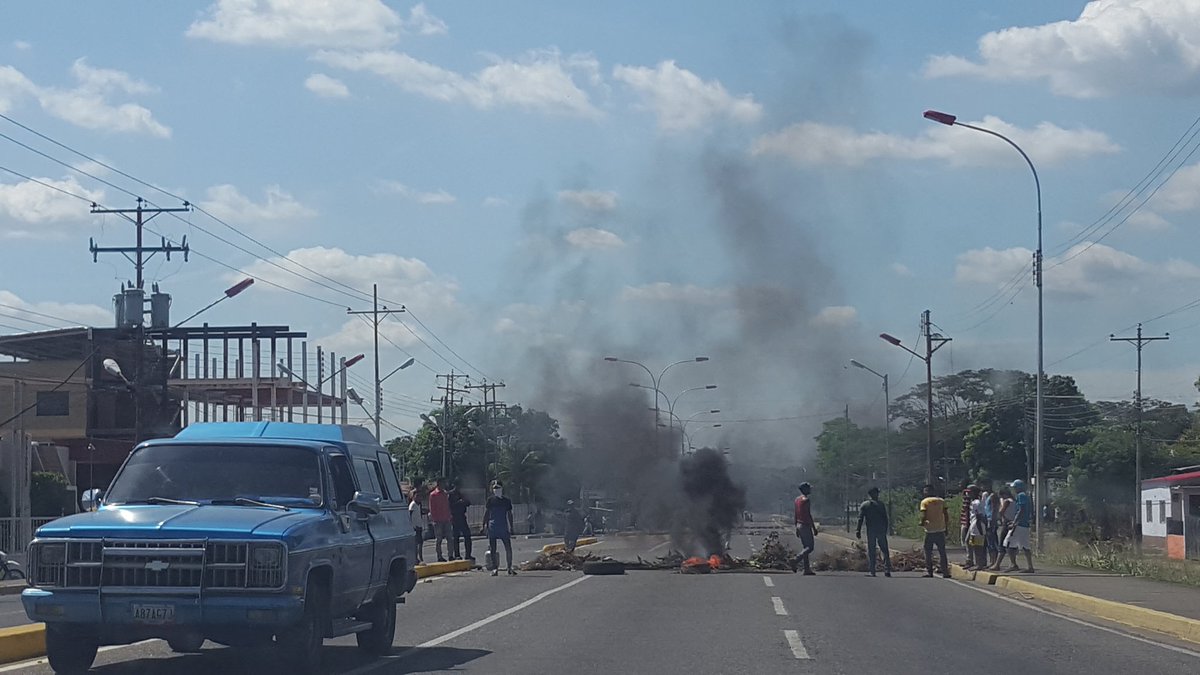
[132,604,175,624]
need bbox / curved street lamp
[604,356,709,428]
[924,108,1045,549]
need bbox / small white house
[1140,469,1200,560]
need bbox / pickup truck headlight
[39,543,66,564]
[251,545,282,567]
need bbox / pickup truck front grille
[30,540,285,591]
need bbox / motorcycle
[0,550,24,581]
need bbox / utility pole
[433,372,469,477]
[843,403,850,532]
[922,310,952,489]
[347,284,406,441]
[90,199,190,443]
[1111,323,1169,554]
[464,381,506,480]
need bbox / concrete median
[540,538,599,554]
[0,623,45,665]
[993,574,1200,645]
[415,560,474,578]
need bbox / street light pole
[605,355,709,436]
[924,109,1044,548]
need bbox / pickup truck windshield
[104,445,323,507]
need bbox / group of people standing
[792,478,1037,578]
[405,477,519,576]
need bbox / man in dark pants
[486,480,516,576]
[448,483,472,561]
[919,484,951,578]
[563,500,584,553]
[793,482,817,575]
[856,486,892,577]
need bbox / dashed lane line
[762,576,775,588]
[783,630,812,659]
[771,596,788,616]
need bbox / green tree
[31,471,71,517]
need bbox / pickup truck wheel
[356,580,398,656]
[45,625,98,674]
[277,582,328,673]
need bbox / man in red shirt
[794,482,818,575]
[428,478,453,563]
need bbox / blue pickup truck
[22,422,419,674]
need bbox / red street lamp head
[224,278,254,298]
[344,353,366,368]
[694,356,710,362]
[879,333,902,346]
[704,384,718,389]
[923,110,957,126]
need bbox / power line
[403,308,491,381]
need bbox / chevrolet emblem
[145,560,170,573]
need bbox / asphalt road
[3,526,1199,674]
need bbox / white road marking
[762,576,775,587]
[783,629,812,659]
[344,575,593,675]
[0,640,157,672]
[950,580,1200,659]
[771,596,787,616]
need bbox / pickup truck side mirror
[348,491,382,518]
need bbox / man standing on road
[919,484,951,578]
[958,481,973,567]
[794,482,817,576]
[1002,479,1035,574]
[448,483,472,562]
[486,480,517,576]
[428,478,453,563]
[563,500,584,553]
[964,485,989,571]
[856,486,892,577]
[980,480,1001,568]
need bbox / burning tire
[581,560,625,576]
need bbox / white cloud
[752,116,1119,168]
[0,60,169,137]
[187,0,402,49]
[811,305,858,328]
[376,180,456,205]
[238,246,459,314]
[12,41,31,51]
[1149,163,1200,213]
[314,48,602,117]
[955,242,1200,299]
[304,73,349,98]
[0,174,104,238]
[620,282,731,305]
[404,3,447,36]
[482,196,509,208]
[564,227,625,250]
[891,262,913,277]
[613,60,761,132]
[200,184,316,224]
[319,316,421,353]
[0,290,111,328]
[558,189,618,212]
[924,0,1200,98]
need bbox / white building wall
[1140,485,1171,538]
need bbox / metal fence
[1,517,59,554]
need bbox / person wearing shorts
[1002,479,1035,573]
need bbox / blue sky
[3,1,1200,454]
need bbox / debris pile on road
[812,542,927,572]
[622,551,685,570]
[680,556,713,574]
[518,550,597,571]
[748,531,800,572]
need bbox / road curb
[991,574,1200,645]
[0,582,25,597]
[540,537,599,554]
[0,623,45,665]
[415,560,473,578]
